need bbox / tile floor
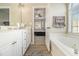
[24,36,52,56]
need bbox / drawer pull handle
[11,42,16,45]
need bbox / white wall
[0,3,33,26]
[68,4,72,33]
[45,3,66,51]
[46,3,66,28]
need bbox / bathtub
[48,29,79,56]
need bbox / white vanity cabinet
[0,30,22,56]
[25,28,31,51]
[22,28,31,55]
[0,30,18,56]
[22,31,27,55]
[16,30,23,56]
[0,27,31,56]
[0,41,17,56]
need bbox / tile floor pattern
[24,36,52,56]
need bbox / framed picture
[53,16,65,28]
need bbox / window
[71,4,79,33]
[0,8,9,26]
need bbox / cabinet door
[26,29,31,50]
[23,31,27,55]
[23,39,27,55]
[0,41,17,56]
[16,31,23,56]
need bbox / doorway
[33,8,46,45]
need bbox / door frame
[32,7,46,44]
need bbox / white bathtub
[48,30,79,56]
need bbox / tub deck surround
[24,36,52,56]
[51,38,79,56]
[47,28,79,56]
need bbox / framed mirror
[0,8,9,26]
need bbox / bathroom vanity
[0,27,31,56]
